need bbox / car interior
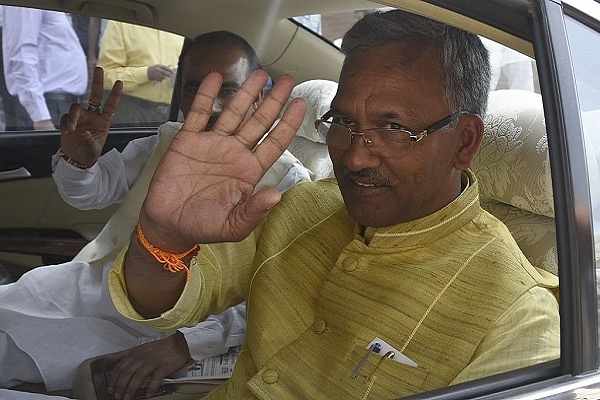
[0,0,543,276]
[1,0,600,399]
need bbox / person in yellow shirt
[93,9,558,400]
[97,21,183,126]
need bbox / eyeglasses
[314,110,468,158]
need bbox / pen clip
[352,342,381,379]
[365,351,395,382]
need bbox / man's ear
[454,113,484,170]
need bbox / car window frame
[0,1,599,398]
[400,0,598,397]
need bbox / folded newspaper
[161,345,240,384]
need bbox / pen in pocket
[352,342,381,378]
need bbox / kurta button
[262,368,279,384]
[342,257,358,271]
[313,318,327,334]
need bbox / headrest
[284,79,338,180]
[480,196,557,275]
[288,79,338,144]
[473,90,559,274]
[472,90,554,218]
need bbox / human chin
[344,200,391,227]
[338,185,390,227]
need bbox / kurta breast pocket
[347,345,430,399]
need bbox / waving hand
[139,69,306,251]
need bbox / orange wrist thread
[136,224,198,281]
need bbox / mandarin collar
[355,170,480,248]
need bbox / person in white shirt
[0,31,309,397]
[480,36,536,92]
[1,6,87,130]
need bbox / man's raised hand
[59,67,122,166]
[139,70,306,252]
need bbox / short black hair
[176,30,262,77]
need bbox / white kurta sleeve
[51,134,158,210]
[178,302,247,361]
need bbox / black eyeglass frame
[314,110,470,145]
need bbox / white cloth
[0,261,247,391]
[179,303,247,361]
[0,261,160,391]
[0,122,310,390]
[1,7,87,122]
[0,388,70,400]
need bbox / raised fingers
[253,95,306,170]
[236,73,299,149]
[101,79,122,119]
[210,69,271,140]
[88,66,121,119]
[179,71,224,134]
[88,67,104,111]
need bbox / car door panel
[0,129,153,276]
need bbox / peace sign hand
[59,66,122,166]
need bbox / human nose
[348,130,375,147]
[343,130,381,171]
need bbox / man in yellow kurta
[107,9,559,400]
[97,21,184,126]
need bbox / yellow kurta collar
[359,170,479,247]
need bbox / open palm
[139,70,306,252]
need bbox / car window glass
[564,16,600,261]
[293,9,382,48]
[0,8,183,131]
[480,37,539,92]
[564,13,600,353]
[294,11,539,93]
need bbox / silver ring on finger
[88,101,101,113]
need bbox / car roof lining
[383,0,536,56]
[4,0,536,57]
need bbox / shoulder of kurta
[472,209,558,289]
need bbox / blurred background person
[1,6,87,130]
[481,36,536,92]
[72,15,105,85]
[97,21,183,127]
[0,4,14,132]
